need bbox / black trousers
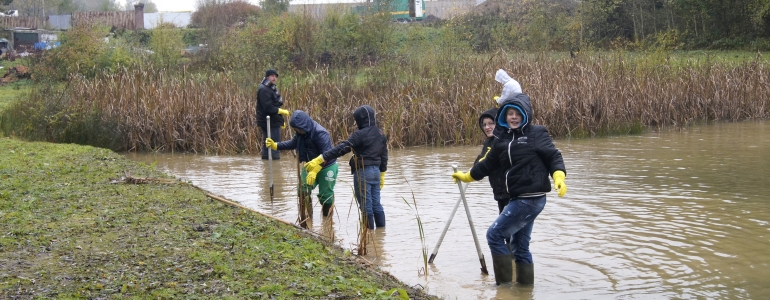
[260,125,281,159]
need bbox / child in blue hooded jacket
[452,93,567,286]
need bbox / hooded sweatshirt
[495,69,522,106]
[470,93,566,198]
[276,110,336,168]
[322,105,388,173]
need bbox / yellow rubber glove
[379,172,385,189]
[304,155,324,173]
[451,171,475,184]
[277,109,290,129]
[478,146,491,163]
[553,170,567,197]
[306,170,318,185]
[265,138,277,150]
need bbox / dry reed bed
[64,58,769,154]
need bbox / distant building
[4,28,59,52]
[288,0,477,20]
[0,5,191,31]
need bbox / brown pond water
[125,120,770,299]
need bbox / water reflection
[125,121,770,299]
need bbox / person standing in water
[304,105,388,230]
[256,69,290,160]
[452,93,567,286]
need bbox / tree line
[453,0,770,51]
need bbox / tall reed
[401,180,428,277]
[4,53,768,153]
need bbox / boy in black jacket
[304,105,388,230]
[474,107,510,213]
[452,93,567,286]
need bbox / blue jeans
[260,125,280,159]
[353,165,382,218]
[486,196,546,264]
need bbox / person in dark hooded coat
[303,105,389,230]
[266,110,337,217]
[452,93,568,286]
[474,107,510,213]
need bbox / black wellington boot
[322,204,334,217]
[366,214,375,229]
[373,212,386,228]
[491,255,513,286]
[515,263,534,285]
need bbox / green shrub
[0,85,125,150]
[33,25,109,82]
[149,28,185,69]
[33,25,146,82]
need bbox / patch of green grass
[0,57,35,112]
[0,138,436,299]
[0,79,33,112]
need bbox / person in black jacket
[266,110,338,217]
[304,105,388,230]
[452,93,567,286]
[256,69,290,160]
[474,107,510,213]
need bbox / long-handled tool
[452,165,488,275]
[428,182,469,263]
[267,116,274,203]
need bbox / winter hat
[265,69,279,77]
[495,69,521,105]
[497,104,527,129]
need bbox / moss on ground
[0,138,436,299]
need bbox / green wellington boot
[491,255,513,285]
[515,263,534,285]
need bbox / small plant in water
[401,179,429,277]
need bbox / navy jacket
[276,110,336,168]
[256,79,284,128]
[470,93,566,198]
[322,105,388,173]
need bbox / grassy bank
[0,80,32,112]
[0,57,35,112]
[0,138,436,299]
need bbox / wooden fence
[0,16,43,29]
[71,11,136,30]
